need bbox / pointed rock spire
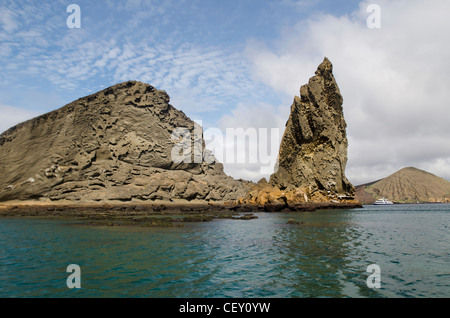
[270,57,354,198]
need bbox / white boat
[374,197,394,205]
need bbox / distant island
[356,167,450,204]
[0,58,361,225]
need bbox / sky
[1,0,450,186]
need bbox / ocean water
[0,204,449,298]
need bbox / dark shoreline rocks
[0,201,362,227]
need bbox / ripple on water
[1,205,450,297]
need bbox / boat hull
[374,198,394,205]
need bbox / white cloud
[0,7,19,32]
[3,29,258,114]
[0,105,41,134]
[208,101,289,182]
[93,47,121,68]
[244,0,450,184]
[108,43,257,114]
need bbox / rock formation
[0,59,359,210]
[0,81,250,203]
[356,167,450,204]
[238,57,357,206]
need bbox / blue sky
[1,0,450,185]
[0,0,358,118]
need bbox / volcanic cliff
[0,81,250,203]
[238,57,357,207]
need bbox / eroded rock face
[270,57,354,196]
[239,58,356,205]
[0,81,250,202]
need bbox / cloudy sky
[1,0,449,185]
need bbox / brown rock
[0,81,251,202]
[237,58,357,206]
[270,57,354,198]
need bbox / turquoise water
[0,204,449,298]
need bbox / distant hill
[355,167,450,204]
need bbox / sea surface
[0,203,449,298]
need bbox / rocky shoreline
[0,201,362,227]
[0,58,361,220]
